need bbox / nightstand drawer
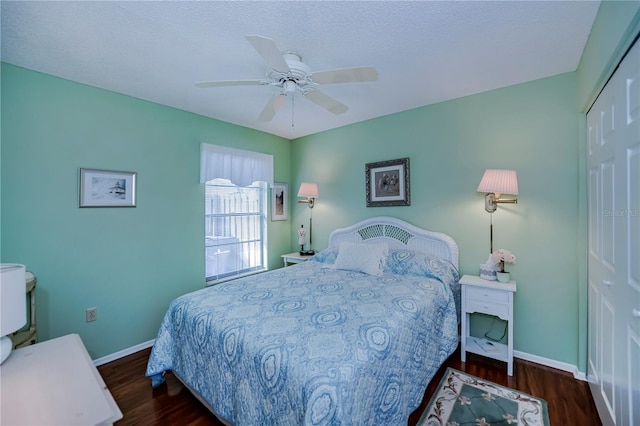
[465,299,510,318]
[465,286,509,303]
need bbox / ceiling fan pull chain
[291,93,295,128]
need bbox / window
[200,143,273,284]
[205,178,267,283]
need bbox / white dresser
[0,333,122,425]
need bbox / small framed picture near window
[271,183,288,221]
[365,157,410,207]
[79,168,137,207]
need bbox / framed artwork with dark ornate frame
[365,157,410,207]
[79,168,137,207]
[271,183,288,221]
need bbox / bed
[146,216,460,425]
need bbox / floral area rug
[418,368,550,426]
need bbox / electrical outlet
[86,307,97,322]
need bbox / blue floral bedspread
[146,249,460,425]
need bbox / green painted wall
[0,64,291,359]
[291,72,582,366]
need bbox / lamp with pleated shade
[297,182,318,208]
[477,169,519,253]
[477,169,519,213]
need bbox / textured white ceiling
[1,1,600,139]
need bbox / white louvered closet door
[587,38,640,426]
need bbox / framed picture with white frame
[79,168,137,207]
[271,183,288,221]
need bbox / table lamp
[1,263,26,364]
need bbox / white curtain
[200,143,274,187]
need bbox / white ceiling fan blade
[304,90,349,115]
[195,80,265,88]
[311,67,378,84]
[245,35,290,73]
[258,94,287,122]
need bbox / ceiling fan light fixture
[284,80,297,93]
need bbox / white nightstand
[281,252,313,267]
[460,274,516,376]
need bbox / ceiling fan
[195,35,379,122]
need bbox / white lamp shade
[1,264,27,336]
[477,169,519,196]
[297,182,319,198]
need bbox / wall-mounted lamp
[297,182,318,209]
[477,169,519,213]
[477,169,518,253]
[297,182,319,250]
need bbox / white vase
[496,272,510,283]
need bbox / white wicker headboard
[328,216,459,268]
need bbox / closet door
[587,39,640,426]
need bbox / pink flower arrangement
[491,249,516,273]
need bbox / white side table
[0,333,123,425]
[281,252,313,267]
[460,274,516,376]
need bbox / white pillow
[332,242,389,275]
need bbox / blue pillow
[308,246,339,264]
[383,249,459,285]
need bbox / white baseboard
[514,349,587,381]
[93,339,588,383]
[93,339,155,367]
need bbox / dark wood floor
[98,345,602,425]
